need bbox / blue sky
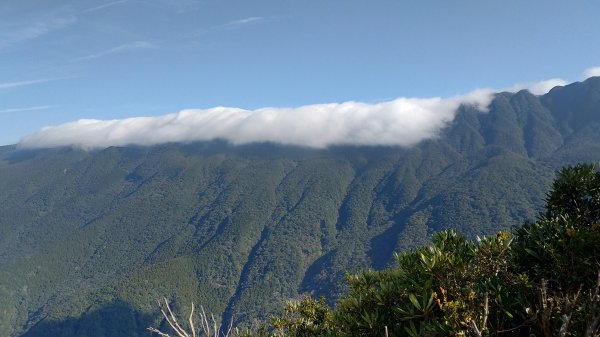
[2,0,600,147]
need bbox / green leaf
[408,293,422,311]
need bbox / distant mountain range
[1,77,600,337]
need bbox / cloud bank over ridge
[20,90,494,150]
[20,71,598,150]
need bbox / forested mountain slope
[1,77,600,337]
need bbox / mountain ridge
[1,78,600,337]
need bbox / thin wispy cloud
[0,15,76,49]
[0,105,55,114]
[73,41,157,61]
[228,17,262,26]
[211,17,263,30]
[0,79,53,90]
[81,0,131,14]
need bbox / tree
[332,230,528,337]
[545,163,600,226]
[513,163,600,336]
[271,295,334,337]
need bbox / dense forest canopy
[182,163,599,337]
[1,78,600,337]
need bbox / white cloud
[17,75,576,151]
[583,66,600,79]
[526,78,568,95]
[0,78,53,90]
[0,105,55,114]
[505,78,568,95]
[18,90,495,150]
[227,17,262,26]
[81,0,130,13]
[73,41,156,61]
[210,17,263,30]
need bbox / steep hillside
[1,78,600,337]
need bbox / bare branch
[224,316,234,337]
[148,326,172,337]
[469,319,482,337]
[211,313,219,337]
[584,269,600,337]
[189,302,196,337]
[200,305,211,336]
[149,298,235,337]
[482,291,489,331]
[164,298,190,337]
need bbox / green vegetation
[212,163,599,337]
[1,78,600,336]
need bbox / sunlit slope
[1,78,600,337]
